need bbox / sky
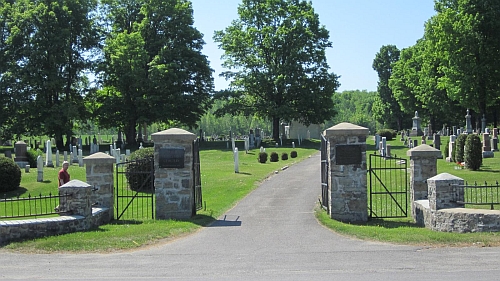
[190,0,437,92]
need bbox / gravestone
[465,109,472,134]
[481,114,486,133]
[14,141,29,168]
[482,133,494,158]
[37,156,43,182]
[492,128,498,151]
[45,140,54,167]
[409,111,423,137]
[374,134,380,150]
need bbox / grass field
[2,136,500,252]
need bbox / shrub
[376,129,396,141]
[281,152,288,161]
[270,152,279,162]
[0,156,21,192]
[290,151,298,158]
[26,149,44,168]
[464,134,482,171]
[444,140,449,159]
[126,147,154,192]
[454,134,467,163]
[258,152,268,163]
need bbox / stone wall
[414,173,500,233]
[0,154,115,245]
[0,208,109,245]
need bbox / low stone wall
[414,200,500,233]
[0,207,110,245]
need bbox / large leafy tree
[426,0,500,122]
[389,39,463,131]
[1,0,99,150]
[372,45,410,130]
[94,0,213,146]
[213,0,339,141]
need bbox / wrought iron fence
[452,181,500,210]
[0,193,71,219]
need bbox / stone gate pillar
[84,152,115,222]
[324,122,369,223]
[151,128,197,220]
[407,144,441,221]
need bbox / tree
[389,39,463,131]
[372,45,409,130]
[426,0,500,121]
[94,0,213,146]
[213,0,339,141]
[1,0,100,150]
[326,90,378,133]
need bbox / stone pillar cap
[407,144,441,157]
[83,152,116,163]
[60,179,91,188]
[428,173,463,181]
[151,128,197,141]
[324,122,369,137]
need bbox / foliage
[464,134,482,171]
[372,45,410,130]
[126,148,154,192]
[269,152,279,162]
[290,151,297,158]
[92,0,213,146]
[213,0,339,140]
[0,157,21,192]
[326,90,378,133]
[26,149,44,168]
[376,129,396,141]
[444,139,449,159]
[454,134,467,163]
[258,152,268,163]
[0,0,100,150]
[426,0,500,117]
[281,152,288,161]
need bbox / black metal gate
[368,153,408,218]
[320,134,329,211]
[192,139,203,214]
[115,157,155,220]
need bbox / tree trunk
[272,117,280,141]
[125,119,137,147]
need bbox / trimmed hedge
[376,129,397,141]
[464,134,482,171]
[454,134,467,163]
[0,156,21,192]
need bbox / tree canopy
[213,0,339,140]
[92,0,213,146]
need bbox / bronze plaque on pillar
[159,148,185,168]
[335,145,362,165]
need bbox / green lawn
[2,136,500,252]
[1,142,319,252]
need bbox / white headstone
[45,140,54,167]
[36,156,43,182]
[56,150,60,167]
[234,148,239,173]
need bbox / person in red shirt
[58,161,70,188]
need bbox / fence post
[407,144,442,221]
[427,173,464,211]
[151,128,197,220]
[83,152,116,222]
[59,179,92,217]
[324,122,369,223]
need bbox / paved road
[1,153,499,280]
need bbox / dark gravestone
[335,145,362,165]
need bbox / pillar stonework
[59,180,92,217]
[427,173,464,211]
[407,144,441,220]
[84,152,115,222]
[151,128,197,220]
[324,122,369,223]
